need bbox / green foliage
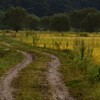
[0,49,23,76]
[70,8,98,31]
[12,50,52,100]
[0,47,9,57]
[4,7,27,32]
[72,38,100,83]
[81,12,100,32]
[0,10,5,29]
[0,0,100,17]
[87,64,100,83]
[26,14,40,30]
[50,14,71,32]
[40,16,51,31]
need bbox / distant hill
[0,0,100,17]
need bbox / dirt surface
[0,51,33,100]
[0,46,75,100]
[33,50,75,100]
[47,54,75,100]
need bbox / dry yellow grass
[6,31,100,64]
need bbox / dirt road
[47,54,75,100]
[0,51,33,100]
[33,50,75,100]
[0,48,75,100]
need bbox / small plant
[32,33,40,47]
[54,41,62,50]
[77,33,89,37]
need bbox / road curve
[33,50,75,100]
[0,51,33,100]
[0,48,75,100]
[47,53,75,100]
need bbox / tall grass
[72,38,100,83]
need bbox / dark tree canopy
[81,12,100,32]
[40,16,51,31]
[26,14,40,30]
[0,10,5,28]
[70,8,98,31]
[50,14,71,32]
[0,0,100,17]
[4,7,27,32]
[0,7,100,32]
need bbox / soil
[46,53,75,100]
[0,51,33,100]
[0,47,75,100]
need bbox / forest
[0,1,100,100]
[0,0,100,16]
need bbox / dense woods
[0,7,100,32]
[0,1,100,100]
[0,0,100,17]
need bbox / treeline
[0,7,100,32]
[0,0,100,17]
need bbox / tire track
[0,51,33,100]
[33,50,75,100]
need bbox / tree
[40,16,51,30]
[70,8,98,31]
[0,10,5,29]
[26,14,40,30]
[50,14,71,32]
[4,7,27,32]
[81,12,100,32]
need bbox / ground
[0,31,100,100]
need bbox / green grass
[1,31,100,100]
[53,51,100,100]
[0,47,24,77]
[0,36,52,100]
[12,51,52,100]
[36,48,100,100]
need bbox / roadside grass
[39,48,100,100]
[0,36,52,100]
[0,46,24,77]
[2,31,100,64]
[59,51,100,100]
[12,51,52,100]
[1,32,100,100]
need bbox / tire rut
[0,47,75,100]
[0,51,33,100]
[33,50,75,100]
[47,54,75,100]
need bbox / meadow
[8,31,100,64]
[1,31,100,100]
[0,43,24,77]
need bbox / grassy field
[12,51,52,100]
[1,31,100,100]
[7,31,100,64]
[0,44,24,77]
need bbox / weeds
[72,38,100,83]
[32,33,40,47]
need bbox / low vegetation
[12,51,52,100]
[1,31,100,99]
[0,46,24,77]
